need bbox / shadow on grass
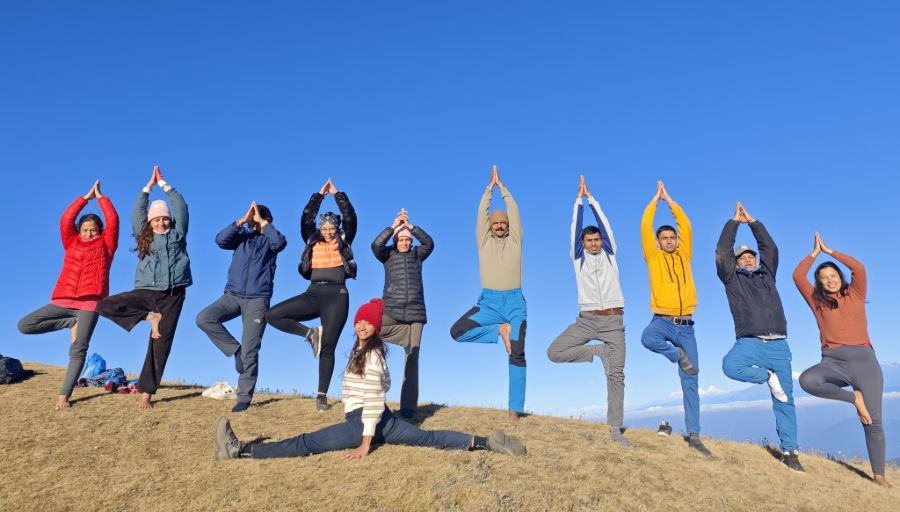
[251,398,284,408]
[159,384,204,391]
[156,391,203,403]
[399,403,447,426]
[827,455,872,481]
[6,369,40,384]
[69,392,110,405]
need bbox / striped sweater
[341,351,392,436]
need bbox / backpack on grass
[0,354,27,384]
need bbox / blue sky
[2,2,899,427]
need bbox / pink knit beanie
[147,200,171,221]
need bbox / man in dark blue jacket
[197,202,287,412]
[716,202,802,472]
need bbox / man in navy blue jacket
[197,202,287,412]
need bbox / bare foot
[69,320,78,344]
[138,392,154,410]
[874,475,891,488]
[146,312,162,339]
[54,395,71,410]
[853,390,872,425]
[509,411,520,421]
[499,323,512,355]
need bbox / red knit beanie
[353,299,384,332]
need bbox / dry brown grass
[1,363,898,512]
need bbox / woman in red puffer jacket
[17,180,119,410]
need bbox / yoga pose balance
[18,180,118,410]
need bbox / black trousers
[96,287,187,395]
[266,282,349,395]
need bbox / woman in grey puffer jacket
[371,208,434,418]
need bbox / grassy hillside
[1,363,897,511]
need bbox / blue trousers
[450,289,527,413]
[722,337,798,451]
[640,316,700,434]
[251,407,472,458]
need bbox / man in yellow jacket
[640,181,710,456]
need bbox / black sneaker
[485,429,527,456]
[306,326,323,359]
[214,416,245,460]
[688,432,711,457]
[316,394,329,412]
[657,420,673,437]
[781,450,805,473]
[675,347,699,375]
[234,348,244,374]
[231,401,250,413]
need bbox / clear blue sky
[2,2,898,420]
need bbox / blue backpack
[81,353,106,378]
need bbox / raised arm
[412,225,434,262]
[571,198,583,260]
[132,190,149,237]
[334,191,356,245]
[830,250,866,299]
[715,220,739,283]
[370,227,393,263]
[300,193,324,243]
[586,195,615,255]
[749,220,778,275]
[477,185,492,243]
[165,187,189,237]
[60,196,88,247]
[667,200,692,260]
[261,223,288,253]
[97,195,119,256]
[215,223,245,250]
[640,199,658,261]
[500,185,522,242]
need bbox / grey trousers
[17,304,99,396]
[196,293,269,403]
[380,314,423,412]
[799,345,886,476]
[547,312,626,429]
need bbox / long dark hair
[133,224,155,260]
[813,261,849,310]
[77,213,104,233]
[346,334,387,376]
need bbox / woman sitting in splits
[793,232,890,487]
[215,299,526,460]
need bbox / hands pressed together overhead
[487,164,505,190]
[319,178,338,196]
[83,180,104,201]
[576,175,593,199]
[732,202,756,224]
[811,231,833,258]
[236,201,268,229]
[390,208,415,231]
[144,165,172,192]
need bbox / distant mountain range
[598,362,900,461]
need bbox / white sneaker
[767,370,788,403]
[204,382,237,400]
[202,381,225,398]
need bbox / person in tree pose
[716,202,801,472]
[18,180,118,410]
[547,175,629,446]
[196,201,287,412]
[794,233,890,487]
[215,299,527,460]
[639,181,710,456]
[266,178,357,412]
[96,166,191,410]
[450,165,527,420]
[371,207,434,418]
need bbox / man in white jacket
[547,175,629,445]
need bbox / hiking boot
[675,347,699,375]
[214,416,245,460]
[657,420,673,437]
[316,394,329,412]
[781,450,805,473]
[767,370,788,403]
[306,326,323,359]
[232,401,250,413]
[486,429,527,456]
[234,348,244,374]
[609,429,633,447]
[688,432,711,457]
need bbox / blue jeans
[722,337,797,451]
[450,289,527,413]
[641,316,700,434]
[251,407,472,459]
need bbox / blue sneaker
[232,401,251,413]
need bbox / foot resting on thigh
[767,370,788,403]
[70,319,78,344]
[853,389,872,425]
[873,475,892,488]
[499,323,512,355]
[55,394,71,410]
[146,312,163,340]
[138,392,154,410]
[675,347,698,375]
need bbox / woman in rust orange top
[266,178,357,412]
[793,232,889,487]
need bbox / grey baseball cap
[734,245,757,258]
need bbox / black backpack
[0,354,27,384]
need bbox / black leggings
[266,283,349,395]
